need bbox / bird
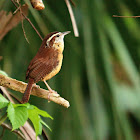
[21,31,70,103]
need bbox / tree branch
[11,0,43,40]
[1,123,25,140]
[0,74,70,108]
[29,0,45,10]
[65,0,79,37]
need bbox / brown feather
[22,78,34,103]
[22,31,65,103]
[38,31,58,52]
[26,31,59,81]
[26,47,60,83]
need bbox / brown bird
[22,31,70,103]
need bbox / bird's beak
[62,31,71,36]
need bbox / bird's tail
[22,78,34,103]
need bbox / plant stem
[1,123,25,140]
[0,114,7,125]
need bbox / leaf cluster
[0,94,53,138]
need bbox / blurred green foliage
[0,0,140,140]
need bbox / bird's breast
[43,53,63,81]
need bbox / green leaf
[28,108,42,137]
[7,102,28,130]
[39,118,43,135]
[40,119,52,131]
[28,105,52,136]
[0,94,9,109]
[33,106,53,120]
[13,103,29,108]
[0,70,8,76]
[27,104,35,110]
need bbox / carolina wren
[22,31,70,103]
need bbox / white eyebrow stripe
[46,32,60,46]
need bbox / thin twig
[21,16,30,43]
[1,123,25,140]
[11,0,43,40]
[0,126,5,139]
[113,15,140,18]
[18,2,30,43]
[65,0,79,37]
[0,74,70,108]
[22,13,43,40]
[13,6,20,14]
[70,0,76,7]
[15,0,29,43]
[0,114,7,125]
[42,127,50,140]
[8,92,23,103]
[0,87,15,103]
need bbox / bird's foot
[47,89,59,102]
[49,89,57,94]
[33,83,40,88]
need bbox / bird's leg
[43,80,58,101]
[43,80,57,94]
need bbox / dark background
[0,0,140,139]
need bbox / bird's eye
[56,35,60,37]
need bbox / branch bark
[0,74,70,108]
[1,123,25,140]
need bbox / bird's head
[46,31,70,52]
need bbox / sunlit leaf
[0,94,9,109]
[41,119,52,131]
[0,70,8,76]
[7,102,28,130]
[28,108,42,137]
[33,106,53,119]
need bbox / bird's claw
[47,90,59,102]
[33,83,40,88]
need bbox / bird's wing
[26,49,59,83]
